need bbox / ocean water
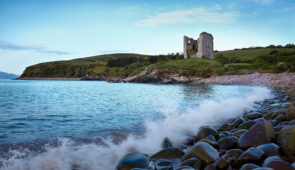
[0,80,272,170]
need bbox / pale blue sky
[0,0,294,74]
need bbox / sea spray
[0,86,272,170]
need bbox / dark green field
[20,47,295,78]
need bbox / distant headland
[18,33,295,88]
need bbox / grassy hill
[20,47,295,79]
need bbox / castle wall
[183,36,198,59]
[183,32,213,59]
[197,33,214,59]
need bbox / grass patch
[20,47,295,78]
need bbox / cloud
[137,7,239,27]
[250,0,274,4]
[0,41,70,55]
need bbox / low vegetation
[20,44,295,78]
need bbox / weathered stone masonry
[184,32,214,59]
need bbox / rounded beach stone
[232,117,245,127]
[222,149,243,162]
[232,129,247,137]
[278,125,295,156]
[181,157,201,170]
[215,158,229,169]
[282,102,293,108]
[274,114,286,123]
[162,137,172,148]
[219,123,232,131]
[263,112,274,120]
[256,143,279,157]
[196,126,217,140]
[156,165,173,170]
[238,120,256,129]
[204,164,216,170]
[198,138,218,148]
[217,136,238,150]
[151,147,184,160]
[288,120,295,125]
[177,166,195,170]
[218,131,232,139]
[156,159,173,167]
[238,147,264,164]
[262,156,294,170]
[205,135,216,141]
[116,153,149,170]
[182,142,219,165]
[240,163,260,170]
[238,120,274,148]
[285,107,295,121]
[244,112,262,119]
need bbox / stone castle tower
[184,32,214,59]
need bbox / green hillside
[20,47,295,79]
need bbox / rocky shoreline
[194,73,295,90]
[116,90,295,170]
[18,72,295,90]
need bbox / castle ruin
[184,32,214,59]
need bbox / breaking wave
[0,87,272,170]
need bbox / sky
[0,0,295,75]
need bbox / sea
[0,79,272,169]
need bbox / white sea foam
[0,86,272,170]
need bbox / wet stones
[204,164,216,170]
[219,123,232,131]
[116,153,149,170]
[156,159,173,167]
[244,112,262,120]
[232,129,247,137]
[262,156,294,169]
[240,163,260,170]
[178,166,195,170]
[116,90,295,170]
[182,142,219,165]
[285,107,295,121]
[151,147,184,160]
[278,125,295,156]
[238,120,275,148]
[181,157,201,170]
[217,136,238,150]
[256,143,280,157]
[196,126,217,140]
[222,149,243,163]
[237,147,264,165]
[218,131,231,139]
[232,117,245,128]
[162,137,172,148]
[238,120,256,129]
[215,158,229,169]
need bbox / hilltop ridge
[19,46,295,83]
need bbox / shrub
[107,57,138,67]
[215,54,229,65]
